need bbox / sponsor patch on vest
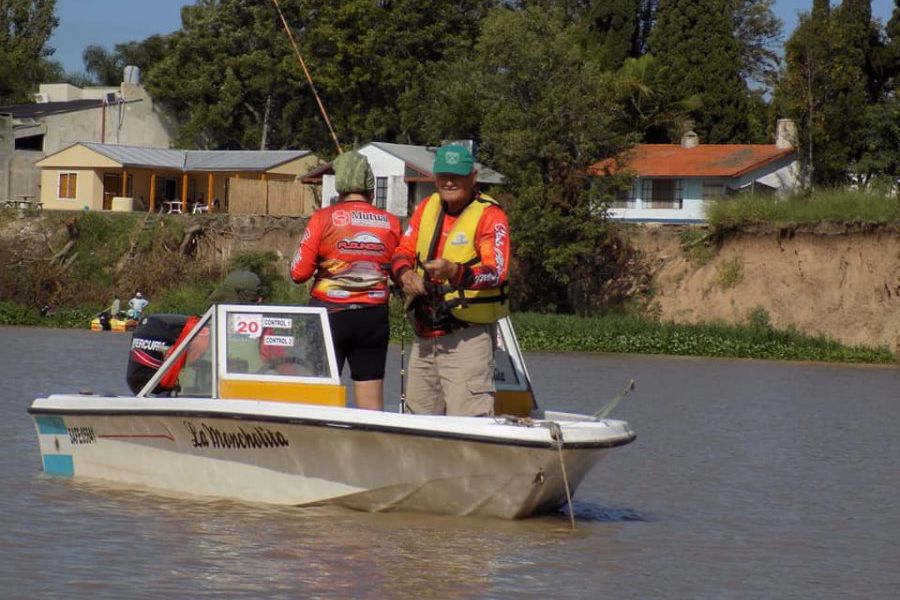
[327,289,351,298]
[449,232,469,246]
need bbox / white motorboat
[28,304,635,519]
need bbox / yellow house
[35,142,319,214]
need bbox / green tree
[648,0,751,143]
[733,0,782,87]
[776,0,876,186]
[300,0,493,146]
[582,0,638,70]
[146,0,298,150]
[853,97,900,188]
[0,0,59,104]
[83,35,171,86]
[614,53,701,142]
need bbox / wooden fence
[227,178,318,216]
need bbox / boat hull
[30,396,634,519]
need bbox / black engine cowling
[126,314,190,394]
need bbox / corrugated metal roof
[77,143,310,172]
[591,144,796,178]
[82,142,186,169]
[186,150,310,171]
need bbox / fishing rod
[270,0,342,154]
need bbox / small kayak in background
[90,313,138,332]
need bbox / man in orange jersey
[290,151,401,410]
[392,144,510,417]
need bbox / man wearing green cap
[391,144,511,417]
[291,151,401,411]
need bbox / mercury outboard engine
[126,314,190,394]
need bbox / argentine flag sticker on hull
[34,415,74,476]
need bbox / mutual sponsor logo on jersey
[332,210,351,227]
[337,232,386,254]
[351,210,390,228]
[326,289,351,298]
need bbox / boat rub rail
[27,406,636,450]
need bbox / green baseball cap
[433,144,475,176]
[333,151,375,194]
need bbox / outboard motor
[126,314,190,394]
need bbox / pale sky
[47,0,898,75]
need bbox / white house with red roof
[591,119,801,222]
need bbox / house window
[641,179,683,209]
[375,177,388,209]
[58,173,77,199]
[610,185,636,208]
[703,181,724,201]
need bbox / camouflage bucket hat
[333,151,375,194]
[207,270,262,304]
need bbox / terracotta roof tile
[591,144,796,178]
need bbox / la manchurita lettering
[184,421,289,450]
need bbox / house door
[102,173,119,210]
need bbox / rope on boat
[271,0,343,154]
[548,421,576,531]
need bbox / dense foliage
[649,0,751,143]
[0,0,59,104]
[776,0,899,187]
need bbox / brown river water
[1,326,899,599]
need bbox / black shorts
[327,305,389,381]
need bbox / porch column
[121,169,127,196]
[149,173,156,213]
[207,172,214,211]
[181,172,189,212]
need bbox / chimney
[775,119,797,149]
[681,131,699,149]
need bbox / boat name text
[68,426,96,444]
[184,421,289,450]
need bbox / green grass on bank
[706,190,900,231]
[3,298,893,364]
[508,312,895,364]
[389,305,893,365]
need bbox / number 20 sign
[231,314,263,338]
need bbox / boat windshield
[220,308,334,380]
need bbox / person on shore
[290,150,401,411]
[391,144,511,417]
[127,292,148,320]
